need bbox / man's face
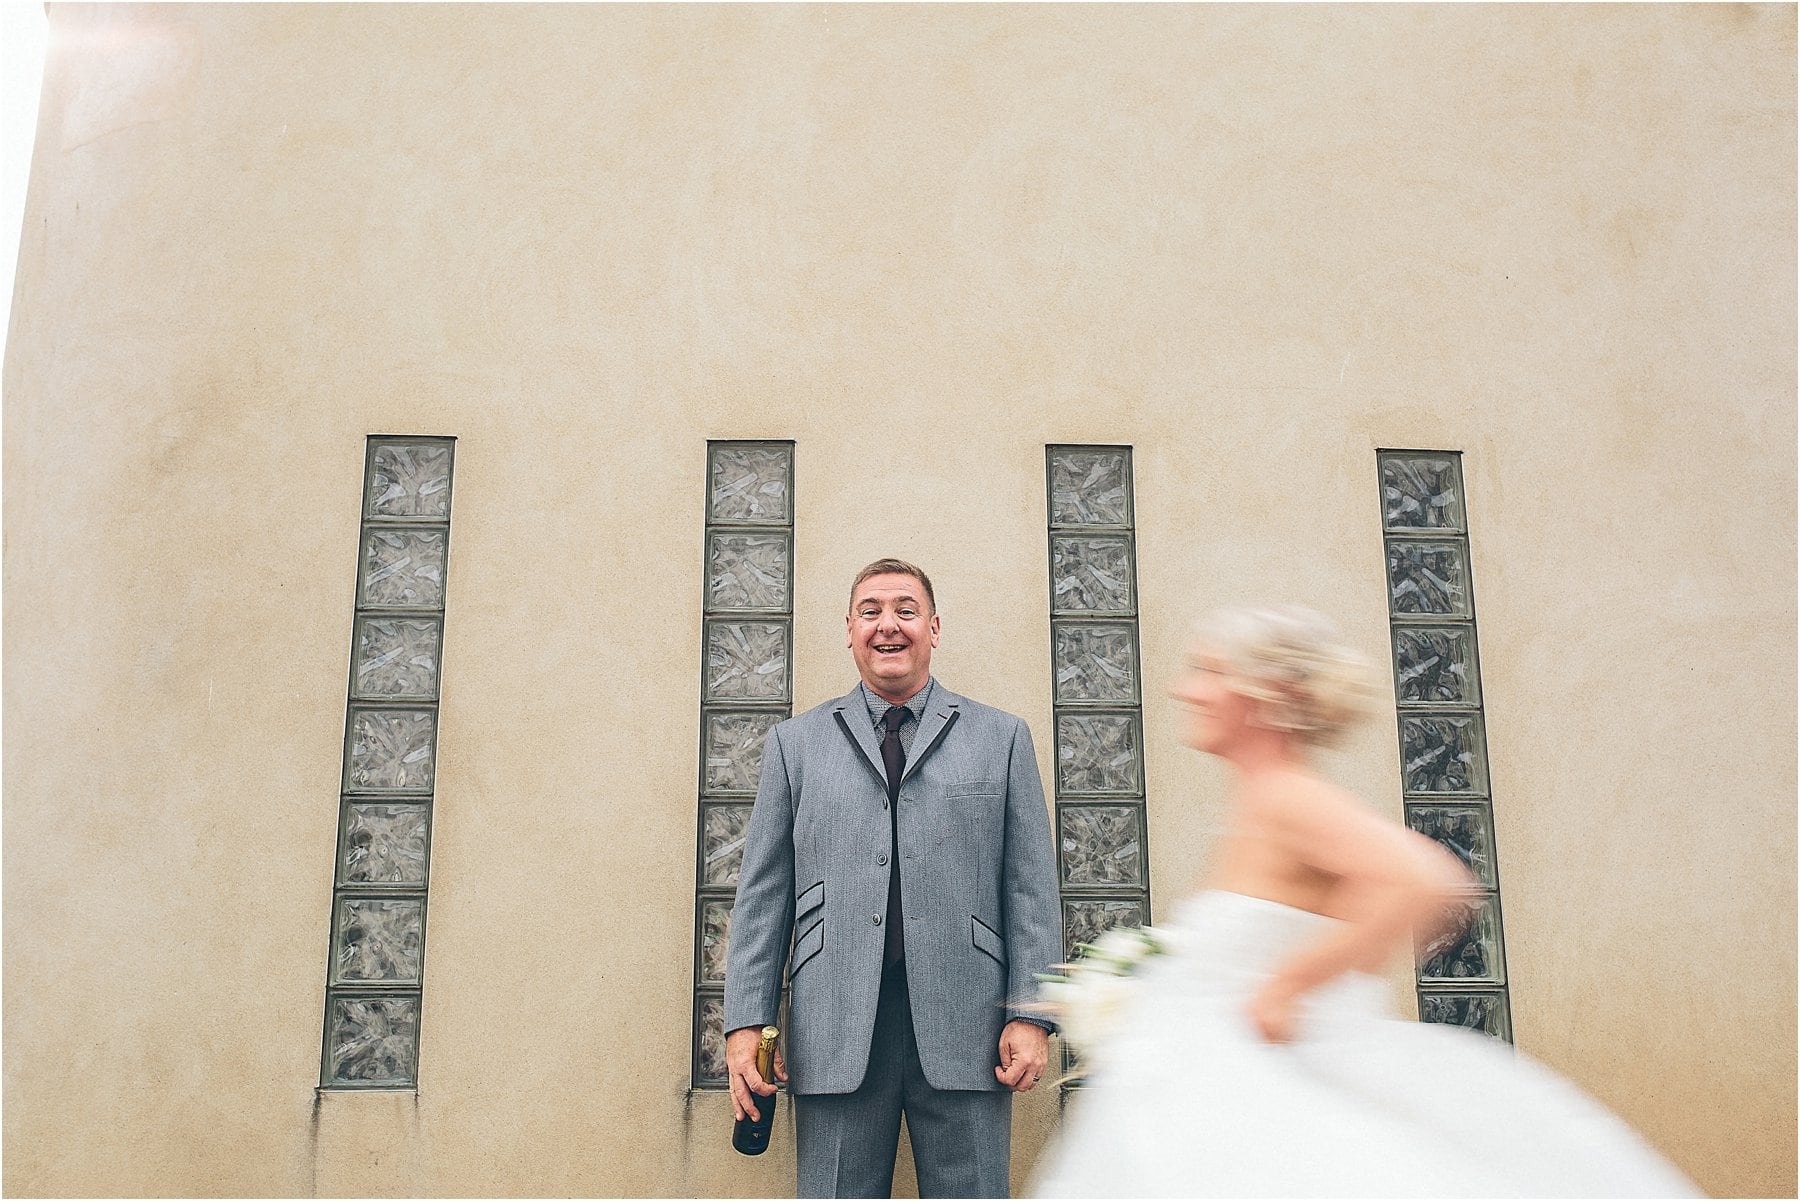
[846,572,940,702]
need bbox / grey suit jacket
[723,682,1061,1095]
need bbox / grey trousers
[792,965,1012,1199]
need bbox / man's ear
[929,613,941,646]
[846,615,854,648]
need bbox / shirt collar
[860,676,935,726]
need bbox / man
[724,558,1061,1199]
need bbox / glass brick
[345,707,436,793]
[1049,448,1132,527]
[1401,714,1489,796]
[1380,453,1464,532]
[325,994,419,1087]
[700,900,733,985]
[1059,805,1144,887]
[701,804,752,889]
[351,617,442,700]
[695,995,729,1086]
[339,801,430,887]
[360,528,448,610]
[709,444,793,526]
[1393,625,1480,707]
[1061,1043,1084,1088]
[367,440,453,519]
[1053,622,1139,705]
[1407,803,1498,888]
[1418,894,1506,985]
[703,711,783,794]
[332,897,425,984]
[1057,713,1143,795]
[1419,989,1512,1041]
[707,532,791,613]
[1386,540,1471,617]
[1063,897,1146,956]
[705,621,790,703]
[1051,534,1136,615]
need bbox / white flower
[1047,971,1136,1051]
[1035,925,1169,1063]
[1086,927,1148,969]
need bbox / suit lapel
[833,682,965,789]
[901,687,962,785]
[831,686,887,787]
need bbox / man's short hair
[848,558,937,615]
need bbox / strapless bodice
[1133,889,1390,1017]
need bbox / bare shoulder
[1247,767,1470,889]
[1244,769,1369,828]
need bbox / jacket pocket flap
[971,914,1007,967]
[795,879,824,922]
[790,919,825,978]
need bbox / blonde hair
[1194,605,1376,747]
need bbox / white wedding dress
[1031,891,1700,1198]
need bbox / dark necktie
[882,706,907,966]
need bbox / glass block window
[693,441,794,1088]
[1046,445,1152,1086]
[1379,450,1512,1042]
[321,435,454,1089]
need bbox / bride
[1030,606,1699,1198]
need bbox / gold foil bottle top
[756,1026,779,1077]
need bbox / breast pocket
[949,781,1004,848]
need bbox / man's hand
[995,1020,1050,1093]
[726,1026,788,1122]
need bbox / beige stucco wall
[4,3,1793,1196]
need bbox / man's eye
[897,609,916,619]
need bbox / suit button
[877,854,888,866]
[873,915,882,925]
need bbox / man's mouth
[874,643,909,656]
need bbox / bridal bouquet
[1034,924,1171,1060]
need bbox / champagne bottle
[732,1026,780,1156]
